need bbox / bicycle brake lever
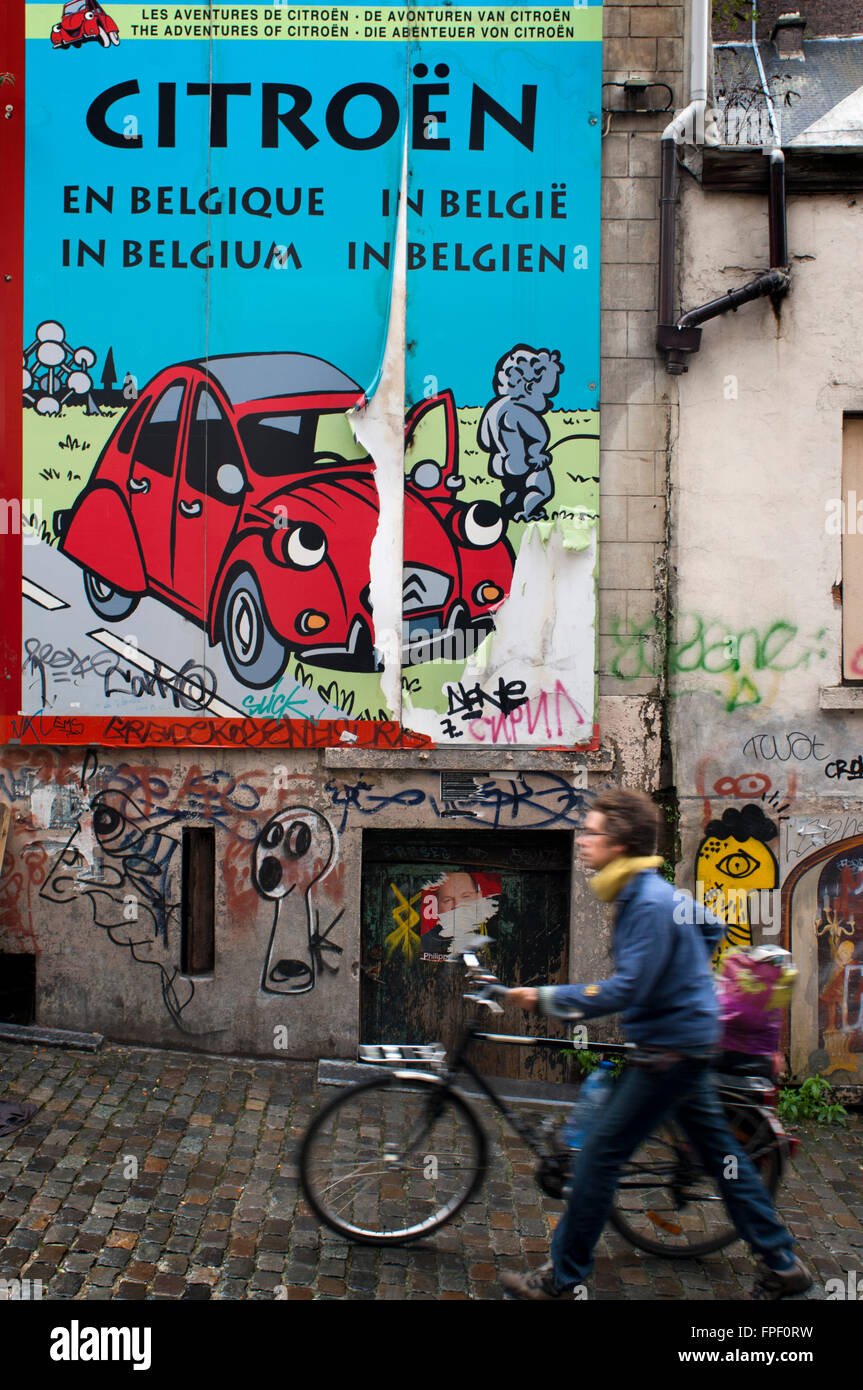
[464,992,504,1013]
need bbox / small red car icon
[51,1,120,49]
[55,354,514,686]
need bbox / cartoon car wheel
[83,570,139,620]
[221,569,289,688]
[97,22,111,45]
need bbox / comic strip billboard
[9,2,602,748]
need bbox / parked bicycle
[298,953,798,1253]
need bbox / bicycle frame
[434,1018,633,1158]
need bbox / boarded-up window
[843,417,863,680]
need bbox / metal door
[360,830,573,1083]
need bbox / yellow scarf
[589,855,664,903]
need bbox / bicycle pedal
[359,1043,447,1068]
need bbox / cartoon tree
[101,346,117,395]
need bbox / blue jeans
[551,1058,795,1289]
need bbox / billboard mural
[10,2,602,747]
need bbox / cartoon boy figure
[477,345,563,522]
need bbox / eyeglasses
[579,829,609,838]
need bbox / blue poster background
[24,20,404,393]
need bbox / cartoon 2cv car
[55,353,514,686]
[51,2,120,48]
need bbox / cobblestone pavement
[1,1040,861,1301]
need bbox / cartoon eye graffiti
[715,850,761,879]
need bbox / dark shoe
[501,1262,566,1300]
[750,1256,813,1300]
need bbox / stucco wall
[672,180,863,1083]
[0,740,661,1056]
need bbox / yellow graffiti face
[696,834,776,928]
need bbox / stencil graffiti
[419,870,500,963]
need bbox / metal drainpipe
[656,9,791,373]
[655,0,708,370]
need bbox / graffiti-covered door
[361,831,573,1083]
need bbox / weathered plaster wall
[672,182,863,1083]
[0,743,661,1056]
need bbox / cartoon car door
[171,382,246,618]
[127,378,188,591]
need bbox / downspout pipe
[656,10,791,373]
[656,0,709,367]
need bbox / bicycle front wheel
[610,1106,781,1257]
[298,1074,488,1245]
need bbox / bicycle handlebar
[460,952,585,1018]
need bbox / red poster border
[0,1,24,716]
[0,6,599,755]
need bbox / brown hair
[592,789,660,857]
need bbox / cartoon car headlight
[265,522,328,569]
[450,500,506,549]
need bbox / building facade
[2,1,859,1089]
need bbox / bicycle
[298,953,797,1253]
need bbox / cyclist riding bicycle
[502,788,812,1302]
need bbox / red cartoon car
[56,354,514,686]
[51,1,120,48]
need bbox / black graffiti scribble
[23,638,119,708]
[324,779,429,833]
[325,772,586,833]
[103,657,220,712]
[446,678,529,722]
[470,774,586,830]
[310,908,344,978]
[39,791,196,1031]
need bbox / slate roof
[714,37,863,145]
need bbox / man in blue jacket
[502,788,811,1301]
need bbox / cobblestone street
[1,1040,861,1302]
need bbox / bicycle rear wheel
[610,1105,781,1257]
[298,1073,487,1245]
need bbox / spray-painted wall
[670,184,863,1084]
[0,0,682,1057]
[0,724,659,1055]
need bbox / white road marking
[87,629,245,717]
[23,577,69,610]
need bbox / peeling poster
[402,5,602,745]
[22,1,405,727]
[16,2,601,746]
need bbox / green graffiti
[608,616,664,681]
[609,614,828,708]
